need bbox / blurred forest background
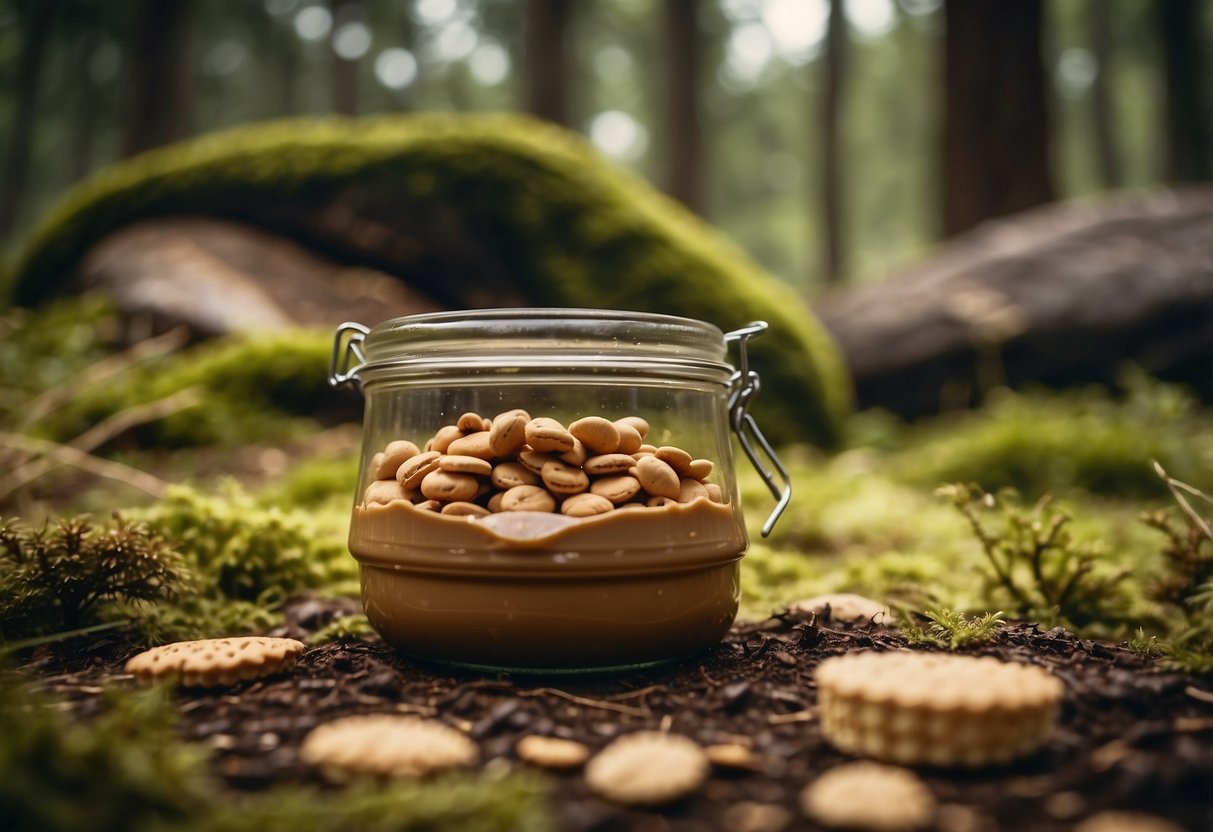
[2,0,1211,290]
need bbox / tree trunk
[330,0,360,116]
[0,0,59,238]
[525,0,572,126]
[122,0,192,157]
[662,1,704,214]
[1088,1,1120,189]
[820,0,848,283]
[71,27,100,183]
[942,0,1053,236]
[1156,0,1211,182]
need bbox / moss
[7,115,850,447]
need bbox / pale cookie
[525,417,575,453]
[590,475,642,504]
[558,437,587,466]
[800,762,936,831]
[613,423,643,454]
[615,415,649,439]
[500,484,557,513]
[585,731,709,806]
[364,479,407,506]
[704,482,724,502]
[705,743,762,771]
[816,651,1063,767]
[678,478,710,503]
[445,431,494,460]
[687,458,714,480]
[634,443,658,456]
[429,424,463,453]
[791,593,890,624]
[125,636,305,688]
[515,735,590,769]
[1073,811,1186,832]
[301,715,477,780]
[584,453,638,476]
[655,445,694,477]
[397,450,442,489]
[635,455,680,499]
[456,411,485,433]
[541,459,590,495]
[489,409,530,456]
[569,416,620,454]
[517,448,555,475]
[439,455,493,477]
[441,501,491,517]
[491,461,539,489]
[376,440,420,479]
[420,470,480,502]
[561,493,614,517]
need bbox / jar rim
[356,309,732,381]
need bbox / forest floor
[20,598,1213,832]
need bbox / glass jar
[329,309,790,673]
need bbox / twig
[517,687,651,719]
[0,432,170,502]
[1154,461,1213,544]
[19,327,190,429]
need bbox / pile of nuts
[362,410,725,518]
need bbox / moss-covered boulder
[7,114,850,446]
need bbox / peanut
[635,455,681,499]
[569,417,620,455]
[500,485,557,513]
[525,418,575,453]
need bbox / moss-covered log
[6,114,850,446]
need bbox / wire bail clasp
[725,321,793,537]
[329,322,370,389]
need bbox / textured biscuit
[125,636,304,687]
[445,431,494,460]
[439,455,493,476]
[687,458,714,480]
[635,455,681,499]
[301,715,477,780]
[516,735,590,769]
[441,501,491,517]
[678,478,710,503]
[429,425,463,453]
[816,651,1063,767]
[364,479,407,506]
[525,418,575,453]
[585,732,709,806]
[397,450,442,489]
[560,493,615,517]
[489,409,530,456]
[491,461,539,489]
[590,475,642,504]
[800,762,936,831]
[420,470,480,502]
[613,422,644,455]
[456,412,485,433]
[705,743,762,771]
[655,445,695,477]
[541,459,590,495]
[615,416,649,439]
[558,437,588,466]
[584,453,639,476]
[376,440,420,479]
[500,484,557,513]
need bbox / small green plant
[937,483,1133,631]
[308,613,374,645]
[0,515,191,640]
[901,608,1006,650]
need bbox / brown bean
[614,422,643,455]
[441,501,491,517]
[687,459,714,480]
[635,455,681,499]
[439,455,493,477]
[364,479,407,506]
[518,448,555,475]
[491,462,539,490]
[525,418,575,453]
[456,412,486,433]
[420,470,480,502]
[414,499,442,512]
[376,440,420,479]
[489,409,530,457]
[584,453,638,476]
[616,416,650,439]
[704,482,724,503]
[500,485,557,513]
[397,451,442,489]
[487,492,505,513]
[569,416,620,454]
[655,446,694,477]
[541,460,590,495]
[430,425,463,453]
[369,452,386,478]
[561,493,615,517]
[678,477,710,503]
[446,431,495,460]
[634,444,659,457]
[590,475,642,504]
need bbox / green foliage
[892,376,1213,498]
[0,515,190,638]
[900,608,1006,650]
[0,678,212,832]
[308,613,374,646]
[7,114,850,447]
[936,484,1135,633]
[0,675,552,832]
[39,331,333,449]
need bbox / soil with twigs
[19,599,1213,831]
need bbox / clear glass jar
[330,309,789,673]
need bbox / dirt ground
[20,600,1213,832]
